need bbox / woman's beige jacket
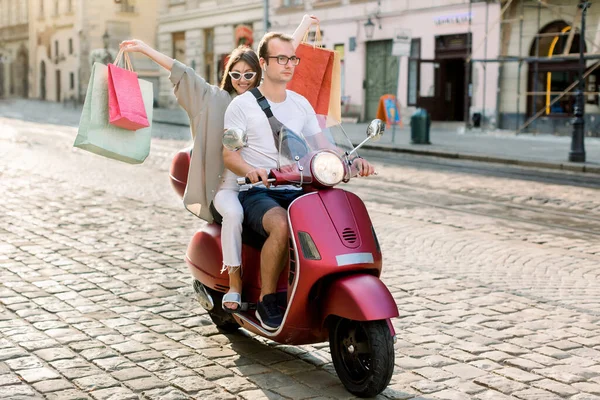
[169,60,232,223]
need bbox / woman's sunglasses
[228,71,257,81]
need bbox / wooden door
[416,60,444,120]
[365,40,399,120]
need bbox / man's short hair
[257,32,294,60]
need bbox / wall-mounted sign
[434,12,473,26]
[392,28,411,56]
[235,25,254,47]
[376,94,402,128]
[349,37,356,52]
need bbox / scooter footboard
[321,274,399,324]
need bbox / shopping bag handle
[301,24,323,48]
[113,49,134,71]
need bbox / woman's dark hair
[220,45,261,94]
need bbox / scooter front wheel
[329,318,394,397]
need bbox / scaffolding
[466,0,600,136]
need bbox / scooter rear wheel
[329,318,394,398]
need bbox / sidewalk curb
[358,142,600,175]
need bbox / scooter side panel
[318,189,361,249]
[283,190,383,335]
[186,225,229,291]
[321,274,400,321]
[346,191,383,267]
[169,148,191,199]
[186,225,281,298]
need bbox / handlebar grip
[236,177,277,186]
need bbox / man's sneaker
[255,293,282,331]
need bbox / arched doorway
[40,61,47,100]
[527,20,586,119]
[15,46,28,98]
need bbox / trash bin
[410,108,431,144]
[472,112,482,128]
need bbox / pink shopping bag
[107,50,149,130]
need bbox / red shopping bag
[288,27,335,115]
[107,50,149,130]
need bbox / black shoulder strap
[250,88,273,118]
[249,88,283,151]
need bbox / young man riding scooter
[223,32,376,330]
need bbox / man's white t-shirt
[222,89,320,190]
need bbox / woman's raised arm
[120,39,174,72]
[291,14,319,50]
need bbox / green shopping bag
[74,62,153,164]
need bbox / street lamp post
[364,18,375,40]
[569,0,591,163]
[264,0,270,34]
[102,30,112,65]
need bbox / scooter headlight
[311,151,345,186]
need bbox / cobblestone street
[1,113,600,400]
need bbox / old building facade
[28,0,160,103]
[157,0,502,123]
[0,0,29,98]
[156,0,265,107]
[274,0,501,123]
[498,0,600,135]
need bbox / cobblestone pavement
[1,115,600,400]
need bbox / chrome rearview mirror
[347,119,385,156]
[367,119,385,142]
[222,127,279,165]
[222,128,247,151]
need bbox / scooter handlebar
[236,177,276,186]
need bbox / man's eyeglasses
[228,71,257,81]
[267,56,301,66]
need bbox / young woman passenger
[120,14,319,312]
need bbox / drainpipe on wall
[464,0,473,129]
[264,0,270,34]
[358,19,365,122]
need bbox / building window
[334,43,346,102]
[282,0,303,6]
[67,0,72,13]
[528,20,585,118]
[55,40,59,59]
[407,38,420,106]
[172,32,185,62]
[53,0,58,16]
[70,72,74,90]
[69,38,73,55]
[39,0,44,18]
[204,29,214,84]
[119,0,135,13]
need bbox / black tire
[202,286,239,333]
[208,311,239,333]
[329,318,395,398]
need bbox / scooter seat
[210,202,266,250]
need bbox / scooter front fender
[322,274,399,324]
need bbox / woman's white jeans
[213,189,243,268]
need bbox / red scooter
[170,115,399,397]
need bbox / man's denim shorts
[238,188,304,237]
